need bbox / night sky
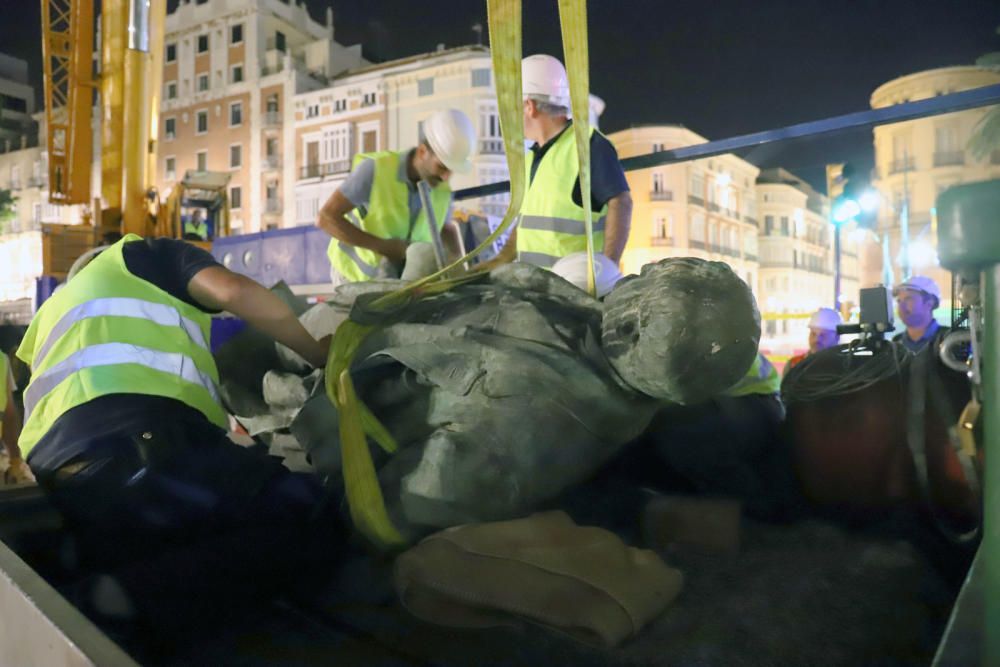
[3,0,997,190]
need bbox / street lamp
[831,163,879,311]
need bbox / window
[196,109,208,134]
[652,172,664,193]
[229,144,242,168]
[197,34,209,53]
[166,81,177,100]
[197,74,209,92]
[471,68,491,87]
[654,216,672,239]
[230,102,242,127]
[230,23,243,44]
[266,137,279,159]
[418,78,434,97]
[197,151,207,171]
[231,64,243,83]
[764,215,774,235]
[306,104,319,118]
[230,186,242,210]
[165,157,176,180]
[780,216,789,236]
[267,94,280,113]
[690,213,705,243]
[164,117,176,140]
[362,93,376,106]
[334,99,346,112]
[652,143,665,153]
[275,31,286,52]
[165,43,177,63]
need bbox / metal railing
[650,236,673,246]
[707,202,720,213]
[744,216,758,227]
[933,151,965,167]
[264,155,281,170]
[650,190,673,201]
[265,198,282,213]
[889,157,916,174]
[689,239,705,249]
[688,194,704,206]
[264,111,281,127]
[299,160,351,180]
[479,138,504,155]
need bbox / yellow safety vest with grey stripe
[327,151,452,282]
[725,354,781,397]
[516,126,608,268]
[16,234,227,456]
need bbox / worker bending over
[318,109,475,284]
[17,235,336,633]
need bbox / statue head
[601,258,760,404]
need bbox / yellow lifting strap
[558,0,596,297]
[326,0,593,550]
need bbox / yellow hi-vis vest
[725,354,782,397]
[16,234,227,456]
[184,219,209,240]
[327,151,452,282]
[0,352,8,439]
[516,126,609,268]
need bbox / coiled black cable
[781,339,911,405]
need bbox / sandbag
[394,511,683,648]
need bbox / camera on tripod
[836,286,894,343]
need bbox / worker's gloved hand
[4,458,35,485]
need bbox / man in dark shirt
[891,276,946,353]
[17,236,336,635]
[481,55,632,273]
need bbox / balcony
[689,239,705,249]
[721,207,739,219]
[479,138,504,155]
[264,111,282,127]
[264,155,281,170]
[707,202,720,213]
[650,236,673,246]
[27,176,44,189]
[650,190,673,201]
[933,151,965,167]
[743,216,758,228]
[687,194,704,206]
[265,198,282,214]
[299,160,351,180]
[889,158,916,174]
[743,253,758,262]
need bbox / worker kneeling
[16,235,336,632]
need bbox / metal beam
[454,83,1000,201]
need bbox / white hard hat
[808,307,841,331]
[522,54,570,109]
[422,109,476,174]
[550,252,623,297]
[893,275,942,303]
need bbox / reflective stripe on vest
[327,151,451,282]
[725,354,781,397]
[24,343,220,420]
[517,126,609,268]
[33,297,210,369]
[17,234,226,454]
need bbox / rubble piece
[262,369,322,409]
[268,432,314,473]
[641,496,741,554]
[233,411,298,437]
[400,242,440,281]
